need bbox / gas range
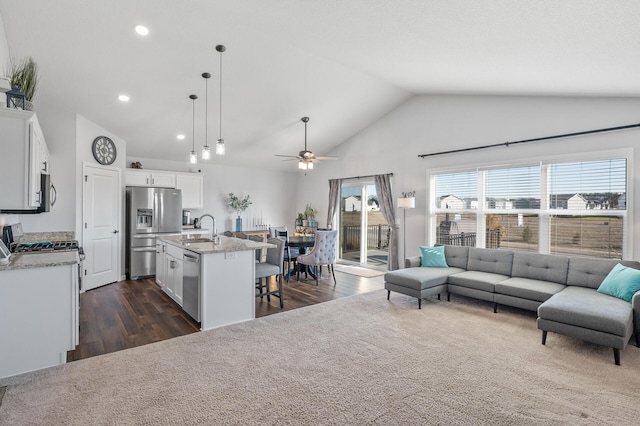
[11,240,79,253]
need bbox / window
[430,156,628,258]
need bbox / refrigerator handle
[153,190,158,232]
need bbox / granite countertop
[160,235,274,255]
[0,251,79,272]
[16,231,76,244]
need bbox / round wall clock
[92,136,117,165]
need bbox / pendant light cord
[204,77,208,147]
[219,50,223,140]
[192,97,195,152]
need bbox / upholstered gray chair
[297,230,338,286]
[255,237,285,308]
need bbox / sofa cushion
[566,257,620,289]
[448,270,509,293]
[597,263,640,303]
[420,246,448,268]
[511,252,569,285]
[496,277,566,302]
[538,286,633,337]
[443,245,469,269]
[384,267,464,291]
[467,248,513,276]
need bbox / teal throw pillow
[419,246,449,268]
[597,263,640,303]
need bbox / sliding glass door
[339,181,389,266]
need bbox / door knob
[113,230,119,234]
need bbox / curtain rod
[334,172,393,181]
[418,122,640,158]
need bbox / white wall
[298,94,640,260]
[126,156,299,233]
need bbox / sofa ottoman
[537,286,634,365]
[384,266,464,309]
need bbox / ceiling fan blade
[314,156,338,160]
[274,154,300,159]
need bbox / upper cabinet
[125,170,176,188]
[125,169,204,209]
[176,174,204,209]
[0,109,49,211]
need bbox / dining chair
[255,237,285,308]
[276,229,299,282]
[296,230,338,286]
[269,226,287,238]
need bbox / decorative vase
[236,216,242,232]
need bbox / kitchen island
[158,235,274,331]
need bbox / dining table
[286,235,316,280]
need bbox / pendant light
[215,44,226,156]
[189,94,198,164]
[201,73,211,160]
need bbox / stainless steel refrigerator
[126,187,182,280]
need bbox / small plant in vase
[228,193,252,231]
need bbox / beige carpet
[1,290,639,425]
[335,264,386,278]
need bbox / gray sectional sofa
[384,246,640,365]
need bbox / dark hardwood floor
[68,269,384,362]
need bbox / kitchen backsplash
[18,231,76,243]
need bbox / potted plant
[304,203,318,226]
[228,193,252,231]
[6,56,39,111]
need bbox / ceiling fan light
[216,139,225,155]
[202,145,211,160]
[307,161,314,170]
[298,160,307,170]
[189,150,198,164]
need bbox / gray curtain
[374,174,399,270]
[327,178,341,229]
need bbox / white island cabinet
[0,252,79,379]
[159,235,273,331]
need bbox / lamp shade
[398,197,415,209]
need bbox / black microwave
[0,174,56,214]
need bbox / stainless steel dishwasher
[182,250,201,322]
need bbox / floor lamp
[398,194,415,266]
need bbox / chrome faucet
[197,214,217,237]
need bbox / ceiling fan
[275,117,337,169]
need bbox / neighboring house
[567,194,587,210]
[440,195,464,209]
[367,195,380,211]
[344,195,362,212]
[486,198,513,209]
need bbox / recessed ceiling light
[177,134,185,140]
[118,94,130,102]
[135,25,149,36]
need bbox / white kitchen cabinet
[164,243,183,306]
[125,170,176,188]
[156,240,167,288]
[0,262,78,379]
[176,173,204,209]
[29,116,49,207]
[0,108,49,211]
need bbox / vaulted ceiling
[1,1,638,171]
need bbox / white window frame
[426,148,633,258]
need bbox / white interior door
[83,164,120,291]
